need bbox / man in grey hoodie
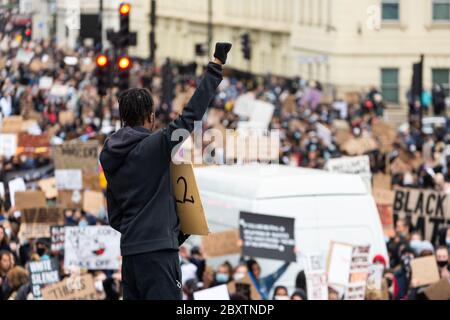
[100,43,232,300]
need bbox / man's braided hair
[118,88,154,127]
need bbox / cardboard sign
[59,111,75,125]
[326,242,353,287]
[51,225,65,252]
[326,156,372,192]
[55,169,83,190]
[53,141,99,173]
[344,245,371,300]
[38,177,58,199]
[8,177,26,207]
[202,229,241,258]
[372,189,395,237]
[424,278,450,300]
[82,190,104,216]
[28,259,60,299]
[411,256,440,288]
[372,174,391,190]
[372,121,396,153]
[393,188,450,242]
[239,212,296,262]
[57,190,83,209]
[14,191,47,210]
[83,172,101,191]
[64,226,121,270]
[341,138,377,156]
[41,274,97,300]
[19,223,51,239]
[17,133,50,157]
[21,207,64,224]
[0,134,18,158]
[306,271,329,300]
[193,284,230,301]
[170,162,209,236]
[1,116,23,134]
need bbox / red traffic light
[25,28,32,37]
[118,56,132,70]
[119,3,131,15]
[96,54,109,68]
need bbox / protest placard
[8,177,26,207]
[64,226,121,270]
[41,274,97,300]
[1,116,23,134]
[17,49,34,64]
[38,76,54,90]
[14,190,46,210]
[326,156,372,192]
[55,169,83,190]
[373,189,395,237]
[424,278,450,300]
[367,264,384,291]
[193,284,230,301]
[82,190,104,216]
[372,121,396,153]
[306,271,329,300]
[21,207,64,224]
[372,173,392,190]
[19,223,52,238]
[341,137,377,156]
[38,177,58,199]
[170,162,209,236]
[57,190,83,209]
[53,141,99,174]
[28,259,60,299]
[344,245,371,300]
[0,134,18,158]
[239,212,296,262]
[202,229,241,258]
[393,188,450,242]
[411,255,440,288]
[50,225,65,253]
[49,84,69,97]
[17,132,50,157]
[326,241,353,287]
[58,111,75,125]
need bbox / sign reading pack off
[64,226,121,270]
[170,162,209,236]
[239,212,296,262]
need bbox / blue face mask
[79,220,88,228]
[215,273,229,284]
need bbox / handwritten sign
[41,274,97,300]
[53,141,99,173]
[170,162,209,236]
[202,229,241,257]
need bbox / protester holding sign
[99,43,231,300]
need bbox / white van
[189,164,388,292]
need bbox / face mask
[446,238,450,246]
[79,220,88,228]
[95,280,104,292]
[437,260,448,268]
[36,247,46,257]
[274,295,289,300]
[215,273,229,284]
[233,272,246,282]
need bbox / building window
[381,68,399,103]
[432,68,450,96]
[433,0,450,21]
[382,0,400,21]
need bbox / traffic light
[96,54,111,96]
[23,23,32,41]
[119,3,131,49]
[117,56,132,91]
[240,33,251,61]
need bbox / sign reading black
[28,258,60,299]
[50,225,65,253]
[239,212,296,262]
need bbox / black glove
[214,42,232,65]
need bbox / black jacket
[100,62,223,256]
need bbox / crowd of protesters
[0,9,449,300]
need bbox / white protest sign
[0,134,18,158]
[367,264,384,291]
[326,156,372,192]
[17,49,35,64]
[39,77,54,90]
[344,245,371,300]
[306,271,329,300]
[327,242,353,287]
[193,284,230,301]
[8,177,27,207]
[64,226,121,270]
[55,170,82,190]
[50,84,69,97]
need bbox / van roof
[194,165,368,200]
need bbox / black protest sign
[239,211,296,262]
[51,225,65,252]
[28,258,60,299]
[393,188,450,243]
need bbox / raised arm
[161,43,232,160]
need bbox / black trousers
[122,250,182,300]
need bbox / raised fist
[214,42,232,65]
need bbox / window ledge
[381,21,406,30]
[426,21,450,30]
